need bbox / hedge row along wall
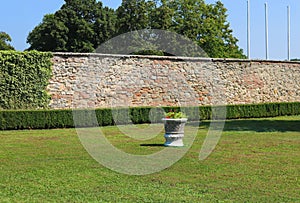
[0,102,299,130]
[0,51,53,109]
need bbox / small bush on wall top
[0,50,53,109]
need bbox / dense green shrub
[226,102,300,119]
[0,50,53,109]
[0,102,299,130]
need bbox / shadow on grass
[198,119,300,132]
[140,144,165,147]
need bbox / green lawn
[0,116,299,202]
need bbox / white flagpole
[287,6,290,61]
[247,0,251,59]
[265,3,269,60]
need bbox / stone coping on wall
[53,52,300,64]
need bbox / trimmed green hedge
[0,102,299,130]
[226,102,300,119]
[0,50,53,109]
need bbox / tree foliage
[198,1,245,58]
[116,0,153,34]
[0,32,15,50]
[27,0,116,52]
[115,0,245,58]
[27,14,68,52]
[27,0,245,58]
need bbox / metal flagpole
[287,5,290,61]
[265,2,269,60]
[247,0,251,59]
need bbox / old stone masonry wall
[48,53,300,109]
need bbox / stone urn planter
[162,115,188,147]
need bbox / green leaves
[0,51,52,109]
[0,32,15,51]
[27,0,245,58]
[27,0,116,53]
[165,111,187,119]
[116,0,153,34]
[116,0,245,58]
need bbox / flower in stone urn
[164,110,187,119]
[162,110,188,147]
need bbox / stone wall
[48,53,300,109]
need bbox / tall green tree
[117,0,174,31]
[27,14,68,51]
[116,0,154,34]
[27,0,245,58]
[168,0,245,58]
[27,0,116,52]
[198,1,245,58]
[150,0,174,30]
[116,0,245,58]
[0,32,15,50]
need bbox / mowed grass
[0,116,299,202]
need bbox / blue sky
[1,0,299,60]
